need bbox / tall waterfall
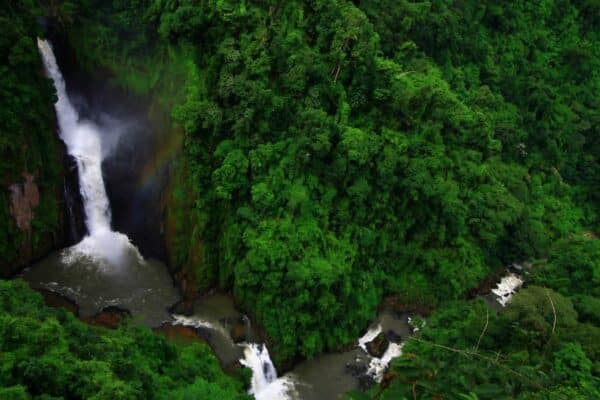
[37,39,142,268]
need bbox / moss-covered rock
[0,3,67,276]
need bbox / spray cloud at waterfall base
[21,40,179,326]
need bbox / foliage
[530,235,600,297]
[0,0,598,396]
[0,0,64,273]
[56,0,599,366]
[374,289,600,399]
[0,279,249,400]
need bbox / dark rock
[82,306,131,329]
[224,361,243,375]
[153,323,204,343]
[385,329,401,344]
[230,318,247,343]
[366,332,389,358]
[39,289,79,316]
[8,173,39,232]
[170,299,194,316]
[63,154,86,245]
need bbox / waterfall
[492,272,524,307]
[37,39,142,268]
[172,314,296,399]
[240,343,295,400]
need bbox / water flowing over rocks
[358,324,383,353]
[357,320,406,383]
[240,343,298,400]
[171,297,413,400]
[492,272,524,307]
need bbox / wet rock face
[63,154,86,245]
[230,318,247,343]
[366,332,389,358]
[9,173,40,232]
[175,269,199,311]
[2,166,66,277]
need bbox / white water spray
[356,324,405,382]
[366,342,404,382]
[358,324,382,353]
[240,343,296,400]
[173,314,296,399]
[37,38,142,268]
[492,272,524,307]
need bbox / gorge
[1,1,599,399]
[25,37,412,400]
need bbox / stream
[171,293,412,400]
[21,39,523,400]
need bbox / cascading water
[492,272,524,307]
[37,38,142,268]
[23,39,180,325]
[172,311,296,400]
[240,343,296,400]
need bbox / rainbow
[136,125,184,193]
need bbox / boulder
[82,306,131,329]
[39,289,79,316]
[385,329,401,344]
[366,332,389,358]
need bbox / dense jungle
[1,1,599,399]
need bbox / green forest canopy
[0,0,598,398]
[62,0,599,365]
[0,279,250,400]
